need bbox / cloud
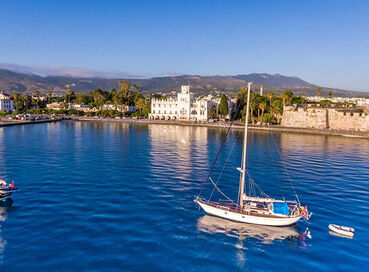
[0,63,146,79]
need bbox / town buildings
[304,96,369,106]
[149,85,235,121]
[46,103,136,113]
[0,93,14,113]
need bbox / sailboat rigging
[194,82,312,226]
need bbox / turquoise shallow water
[0,121,368,271]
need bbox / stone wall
[281,105,327,129]
[328,109,369,131]
[282,105,369,131]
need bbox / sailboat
[194,82,312,227]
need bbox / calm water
[0,121,368,271]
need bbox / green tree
[118,80,132,107]
[33,90,40,109]
[271,98,283,116]
[111,88,119,110]
[266,91,274,111]
[74,93,89,105]
[13,93,24,112]
[89,89,107,110]
[328,90,333,97]
[259,101,267,120]
[262,113,275,124]
[65,87,72,104]
[218,94,229,117]
[46,91,52,104]
[23,95,32,112]
[209,105,217,119]
[319,99,333,106]
[280,90,293,105]
[135,97,150,113]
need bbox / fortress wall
[282,105,369,131]
[281,106,327,129]
[328,110,369,131]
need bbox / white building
[149,85,235,122]
[0,93,14,113]
[46,102,64,110]
[102,104,136,112]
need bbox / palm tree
[24,95,31,112]
[13,93,20,111]
[317,88,322,96]
[266,91,274,111]
[280,90,293,105]
[259,101,267,120]
[249,95,258,123]
[66,87,72,104]
[112,89,119,111]
[118,80,131,110]
[46,91,52,104]
[33,90,40,109]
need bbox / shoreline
[0,118,62,127]
[1,116,368,139]
[72,117,369,139]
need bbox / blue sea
[0,121,368,271]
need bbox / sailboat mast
[239,82,251,208]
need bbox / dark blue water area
[0,121,368,271]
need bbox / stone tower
[260,85,264,96]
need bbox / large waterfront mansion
[0,92,14,113]
[149,85,235,121]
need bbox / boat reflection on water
[197,215,309,245]
[0,207,8,265]
[328,230,354,239]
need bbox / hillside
[0,69,367,97]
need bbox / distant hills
[0,68,368,97]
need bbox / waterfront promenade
[1,115,368,138]
[73,117,369,138]
[0,118,62,127]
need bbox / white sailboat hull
[196,200,302,227]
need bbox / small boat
[0,179,18,201]
[328,224,354,237]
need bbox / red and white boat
[0,179,18,200]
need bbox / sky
[0,0,368,91]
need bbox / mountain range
[0,68,367,97]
